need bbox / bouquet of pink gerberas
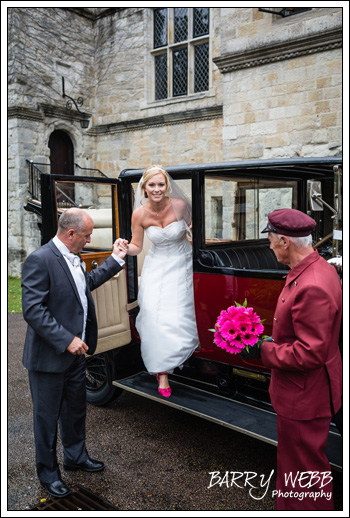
[209,299,267,355]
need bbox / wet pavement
[7,313,344,513]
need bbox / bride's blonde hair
[140,165,171,203]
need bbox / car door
[47,175,132,355]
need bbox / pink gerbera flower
[226,305,241,318]
[249,309,263,323]
[241,331,259,347]
[228,336,246,351]
[220,320,239,342]
[225,338,245,354]
[232,314,252,335]
[250,321,264,335]
[225,342,246,355]
[218,335,246,355]
[214,330,227,350]
[216,309,231,328]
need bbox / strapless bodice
[145,220,191,256]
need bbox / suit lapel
[48,240,83,307]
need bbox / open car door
[41,173,132,404]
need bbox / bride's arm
[127,210,144,256]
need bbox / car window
[204,176,298,243]
[54,180,119,250]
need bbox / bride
[117,165,199,397]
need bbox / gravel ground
[7,313,344,513]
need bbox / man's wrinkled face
[268,232,289,265]
[70,218,94,254]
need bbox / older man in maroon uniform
[240,209,342,511]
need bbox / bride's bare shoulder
[132,205,145,223]
[133,205,143,215]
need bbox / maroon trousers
[276,414,334,511]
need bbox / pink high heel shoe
[155,373,172,398]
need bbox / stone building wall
[8,7,97,275]
[8,8,95,111]
[214,7,342,160]
[90,7,224,174]
[8,7,342,276]
[220,46,342,160]
[93,117,223,175]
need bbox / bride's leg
[158,372,170,390]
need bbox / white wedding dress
[136,219,199,374]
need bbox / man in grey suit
[22,207,128,498]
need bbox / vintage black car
[26,156,343,469]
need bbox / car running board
[113,372,342,470]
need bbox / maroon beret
[261,209,316,237]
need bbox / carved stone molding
[213,28,342,73]
[40,103,91,122]
[8,106,43,122]
[8,104,222,135]
[88,105,223,135]
[8,104,91,124]
[64,7,123,21]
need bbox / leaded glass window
[193,8,209,38]
[155,54,168,100]
[152,8,210,100]
[154,8,167,48]
[194,42,209,93]
[174,8,188,43]
[173,47,188,96]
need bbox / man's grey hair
[276,233,313,248]
[58,208,91,233]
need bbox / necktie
[64,252,82,268]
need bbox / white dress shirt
[53,236,88,341]
[52,236,125,342]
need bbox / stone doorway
[48,130,75,204]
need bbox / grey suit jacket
[22,240,122,372]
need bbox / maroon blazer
[261,250,342,420]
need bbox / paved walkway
[6,313,344,512]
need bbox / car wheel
[86,352,123,406]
